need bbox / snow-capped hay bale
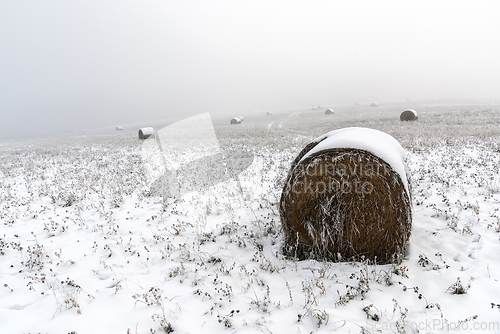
[138,127,155,140]
[400,109,418,121]
[371,102,378,107]
[279,127,412,263]
[116,126,123,131]
[325,109,334,115]
[266,111,273,115]
[230,117,241,125]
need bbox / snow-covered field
[1,101,500,333]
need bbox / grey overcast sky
[1,1,500,139]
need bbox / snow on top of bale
[403,109,417,114]
[299,127,409,195]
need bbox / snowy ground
[1,101,500,333]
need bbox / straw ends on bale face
[279,128,412,263]
[400,109,418,121]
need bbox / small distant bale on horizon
[230,117,242,125]
[400,109,418,121]
[354,102,361,106]
[116,126,123,131]
[266,111,273,115]
[325,109,334,115]
[138,127,155,140]
[371,102,378,107]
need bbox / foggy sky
[1,1,500,139]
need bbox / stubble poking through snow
[1,104,500,333]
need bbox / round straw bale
[400,109,418,121]
[138,127,155,140]
[325,109,334,115]
[279,127,412,263]
[371,102,378,107]
[230,117,241,124]
[116,126,123,131]
[266,111,273,115]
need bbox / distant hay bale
[138,127,155,140]
[400,109,418,121]
[279,127,412,263]
[325,109,334,115]
[371,102,378,107]
[230,117,241,125]
[354,102,361,106]
[116,126,123,131]
[266,111,273,115]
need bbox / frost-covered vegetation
[1,101,500,333]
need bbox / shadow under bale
[279,131,412,263]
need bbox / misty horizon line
[2,96,500,142]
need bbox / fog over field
[1,1,500,139]
[2,2,500,333]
